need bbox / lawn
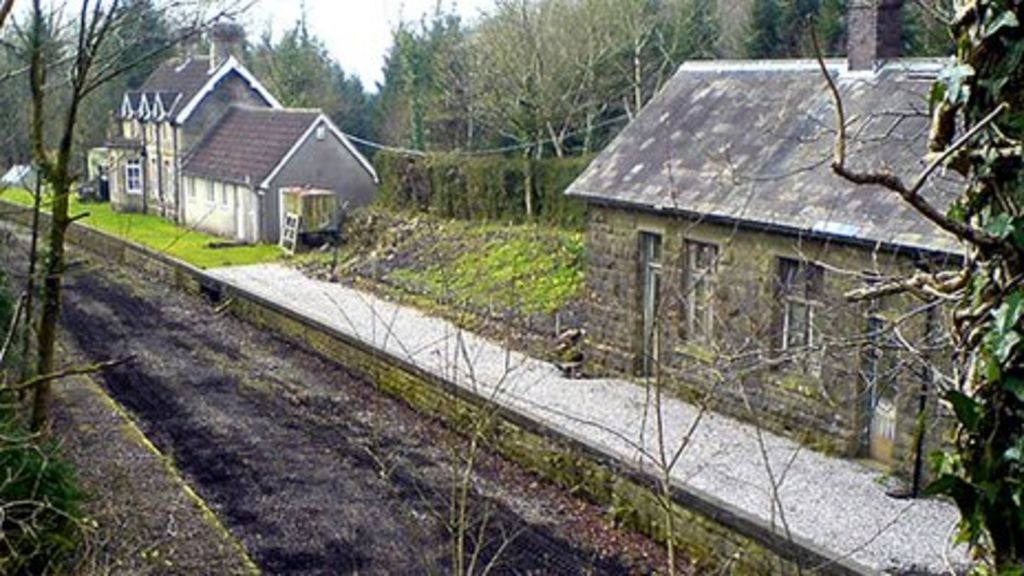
[0,187,281,269]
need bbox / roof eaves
[572,191,962,258]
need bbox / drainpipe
[156,120,164,217]
[173,125,182,223]
[140,121,148,214]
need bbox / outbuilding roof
[182,106,320,185]
[565,59,963,256]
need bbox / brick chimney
[208,22,245,72]
[847,0,903,71]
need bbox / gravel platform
[209,263,971,575]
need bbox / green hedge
[375,152,592,229]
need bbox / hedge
[374,152,593,229]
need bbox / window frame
[125,159,143,195]
[778,257,824,352]
[681,240,718,345]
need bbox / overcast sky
[244,0,496,90]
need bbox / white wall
[183,176,259,242]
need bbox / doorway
[639,232,663,378]
[864,314,898,465]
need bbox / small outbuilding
[566,0,959,473]
[180,106,377,243]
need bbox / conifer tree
[745,0,785,58]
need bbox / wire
[346,112,632,159]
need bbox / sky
[244,0,496,90]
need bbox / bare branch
[11,356,133,393]
[0,0,14,32]
[811,26,1004,251]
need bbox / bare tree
[21,0,249,431]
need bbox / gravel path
[210,263,971,574]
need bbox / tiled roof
[139,56,215,107]
[182,106,320,185]
[566,59,963,255]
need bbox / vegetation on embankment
[0,268,87,574]
[0,188,280,269]
[375,152,592,229]
[297,206,586,353]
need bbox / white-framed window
[681,240,718,345]
[187,177,195,198]
[220,183,230,207]
[207,180,216,204]
[315,123,326,140]
[125,159,142,195]
[778,257,824,352]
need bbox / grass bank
[296,207,586,355]
[0,187,280,269]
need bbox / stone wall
[583,203,955,473]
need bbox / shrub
[375,152,592,229]
[0,416,86,575]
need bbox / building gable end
[259,114,378,189]
[173,56,282,125]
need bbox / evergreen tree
[676,0,720,60]
[814,0,845,56]
[781,0,820,56]
[745,0,785,58]
[902,2,953,57]
[249,14,373,138]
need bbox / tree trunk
[30,182,68,431]
[19,177,43,383]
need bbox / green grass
[0,187,281,269]
[374,215,585,316]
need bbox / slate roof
[566,58,963,255]
[182,106,320,185]
[140,57,214,105]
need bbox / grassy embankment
[299,207,586,341]
[0,187,280,268]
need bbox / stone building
[566,0,959,474]
[106,23,377,243]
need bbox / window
[778,257,824,351]
[187,177,195,198]
[221,183,230,207]
[682,240,718,344]
[315,124,326,140]
[125,159,142,195]
[207,181,216,204]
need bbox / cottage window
[125,159,142,195]
[221,183,230,207]
[682,240,717,344]
[778,257,824,352]
[315,124,326,140]
[207,181,216,204]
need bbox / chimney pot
[848,0,904,72]
[208,21,245,71]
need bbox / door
[639,232,663,378]
[865,314,898,464]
